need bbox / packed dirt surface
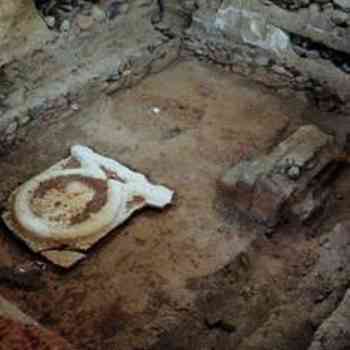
[0,316,75,350]
[0,60,345,349]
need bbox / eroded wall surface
[185,0,350,112]
[0,0,179,153]
[1,0,350,148]
[0,0,51,66]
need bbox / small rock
[342,62,350,73]
[319,235,329,246]
[151,107,160,115]
[0,261,46,290]
[334,0,350,12]
[205,314,222,328]
[119,3,129,14]
[295,75,307,84]
[322,2,334,12]
[255,55,270,66]
[60,20,70,32]
[309,3,321,16]
[271,65,293,78]
[336,193,344,200]
[287,165,301,180]
[6,87,25,107]
[92,5,106,22]
[45,16,56,28]
[307,50,321,60]
[133,230,148,243]
[332,10,349,25]
[6,122,17,135]
[265,227,275,239]
[5,133,16,143]
[77,15,94,31]
[71,103,80,111]
[105,1,129,19]
[323,241,331,249]
[220,319,237,333]
[17,114,31,126]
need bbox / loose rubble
[307,222,350,350]
[0,261,46,290]
[185,0,350,112]
[0,1,350,349]
[309,289,350,350]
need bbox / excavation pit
[1,1,350,348]
[1,60,346,350]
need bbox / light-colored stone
[186,0,350,111]
[3,145,174,268]
[5,121,17,135]
[77,15,94,31]
[332,10,349,25]
[334,0,350,12]
[287,165,301,179]
[92,5,107,22]
[45,16,56,29]
[60,19,71,32]
[41,250,86,269]
[212,4,292,56]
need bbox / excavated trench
[0,1,350,350]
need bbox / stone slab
[2,145,174,268]
[220,125,339,226]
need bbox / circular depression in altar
[3,145,174,267]
[13,173,124,241]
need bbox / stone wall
[0,0,180,153]
[184,0,350,112]
[1,0,350,150]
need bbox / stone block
[220,125,339,226]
